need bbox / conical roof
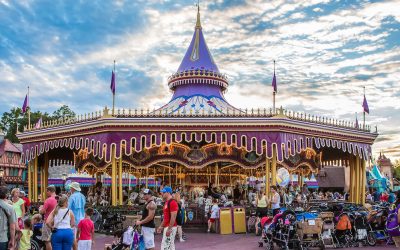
[154,7,238,115]
[177,8,219,73]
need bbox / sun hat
[68,182,81,192]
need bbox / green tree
[52,105,76,120]
[0,105,74,143]
[394,160,400,179]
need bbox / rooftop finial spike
[196,0,201,28]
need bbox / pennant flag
[362,95,369,114]
[355,115,359,128]
[110,70,116,95]
[272,71,277,92]
[22,94,28,113]
[34,117,42,129]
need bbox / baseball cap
[161,186,173,194]
[143,189,153,195]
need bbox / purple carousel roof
[177,7,219,73]
[156,7,238,115]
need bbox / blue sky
[0,0,399,159]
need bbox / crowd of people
[1,179,399,250]
[0,182,90,250]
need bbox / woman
[270,186,281,216]
[255,190,268,235]
[46,195,75,250]
[11,188,25,229]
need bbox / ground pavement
[94,233,397,250]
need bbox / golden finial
[196,0,201,28]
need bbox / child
[31,213,43,236]
[19,218,33,250]
[207,199,220,233]
[31,214,44,250]
[77,207,95,250]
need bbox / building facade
[0,131,27,188]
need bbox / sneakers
[180,238,186,242]
[207,229,210,233]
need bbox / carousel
[17,7,377,206]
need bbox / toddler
[77,207,95,250]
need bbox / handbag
[52,209,70,233]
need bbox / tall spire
[155,3,236,116]
[176,4,219,73]
[196,1,201,28]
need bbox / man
[39,185,57,250]
[0,186,17,250]
[136,189,156,250]
[233,184,241,205]
[68,182,86,250]
[157,186,178,250]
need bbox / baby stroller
[319,212,335,248]
[272,210,301,249]
[298,216,323,249]
[334,212,354,248]
[107,226,135,250]
[91,208,102,232]
[247,209,258,234]
[367,206,391,244]
[258,216,274,250]
[351,211,376,246]
[31,222,44,250]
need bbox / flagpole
[273,60,276,113]
[15,109,19,134]
[28,86,30,130]
[112,60,116,116]
[363,86,366,130]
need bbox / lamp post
[0,167,5,186]
[61,174,67,193]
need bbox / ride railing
[23,106,374,133]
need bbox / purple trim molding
[22,131,372,163]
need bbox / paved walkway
[95,232,397,250]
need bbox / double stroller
[259,210,301,250]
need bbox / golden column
[265,157,270,198]
[40,165,44,200]
[27,161,32,201]
[215,163,218,185]
[271,145,277,186]
[146,167,149,189]
[361,160,366,205]
[44,153,49,193]
[118,155,123,205]
[349,158,354,203]
[33,156,38,202]
[355,156,360,204]
[111,145,117,206]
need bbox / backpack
[0,204,11,240]
[336,213,351,230]
[167,199,185,226]
[386,204,400,237]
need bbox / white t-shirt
[210,204,219,219]
[272,193,280,209]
